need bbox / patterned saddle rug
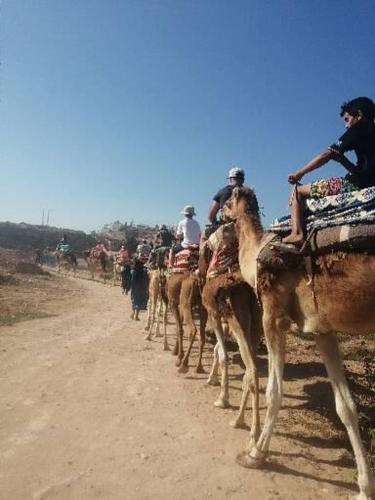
[172,247,199,273]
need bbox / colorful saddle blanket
[206,223,239,278]
[172,247,199,273]
[271,186,375,234]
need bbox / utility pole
[41,209,45,226]
[46,209,52,226]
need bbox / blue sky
[1,0,374,231]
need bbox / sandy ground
[0,275,360,500]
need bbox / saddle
[206,222,239,278]
[264,186,375,271]
[172,246,199,273]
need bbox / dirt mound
[14,262,49,275]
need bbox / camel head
[222,186,260,221]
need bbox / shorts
[310,177,358,199]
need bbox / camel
[144,269,169,351]
[167,271,207,374]
[199,223,262,447]
[83,247,112,283]
[223,186,375,500]
[54,250,77,274]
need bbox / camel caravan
[42,97,374,498]
[140,97,375,499]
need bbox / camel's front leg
[237,313,285,469]
[207,342,220,386]
[316,334,375,500]
[210,316,229,408]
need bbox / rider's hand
[288,172,302,185]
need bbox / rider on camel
[137,239,151,264]
[205,167,245,238]
[56,234,72,255]
[282,96,375,250]
[169,205,201,268]
[209,167,245,222]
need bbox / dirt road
[0,276,357,499]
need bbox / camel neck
[235,213,263,257]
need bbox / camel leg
[237,313,285,469]
[196,305,207,374]
[178,304,196,373]
[170,304,183,363]
[316,334,375,500]
[228,314,260,448]
[207,342,220,386]
[144,297,154,340]
[210,316,229,408]
[155,295,163,337]
[144,297,152,332]
[162,299,170,351]
[178,280,198,373]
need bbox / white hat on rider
[227,166,245,179]
[181,205,196,216]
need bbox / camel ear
[232,187,240,199]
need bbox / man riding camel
[169,205,201,268]
[137,239,152,264]
[56,234,72,255]
[281,96,375,251]
[208,167,245,225]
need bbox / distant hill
[0,222,97,253]
[0,221,176,255]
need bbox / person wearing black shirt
[282,97,375,248]
[208,167,245,224]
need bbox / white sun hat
[181,205,196,216]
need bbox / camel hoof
[175,358,182,367]
[155,332,163,338]
[230,418,246,429]
[172,348,178,356]
[235,451,266,469]
[144,335,152,341]
[214,399,230,409]
[144,325,150,332]
[207,377,220,387]
[195,365,206,374]
[178,364,189,374]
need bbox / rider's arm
[289,150,337,182]
[208,201,220,224]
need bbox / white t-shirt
[177,217,201,248]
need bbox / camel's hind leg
[227,297,260,448]
[162,299,169,351]
[154,295,163,338]
[178,279,198,373]
[196,304,207,374]
[316,334,375,500]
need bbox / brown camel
[167,272,207,374]
[54,250,77,274]
[83,247,112,283]
[144,269,169,351]
[223,186,375,500]
[199,223,262,447]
